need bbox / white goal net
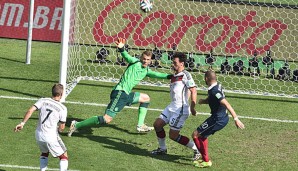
[61,0,298,98]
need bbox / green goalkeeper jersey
[114,51,170,94]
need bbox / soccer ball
[140,0,153,13]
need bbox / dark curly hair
[173,52,187,63]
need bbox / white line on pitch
[0,164,79,171]
[1,95,298,123]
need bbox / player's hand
[234,118,245,129]
[191,108,197,116]
[14,123,24,132]
[115,38,126,49]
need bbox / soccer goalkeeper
[68,38,172,136]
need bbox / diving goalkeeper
[68,38,172,136]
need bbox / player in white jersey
[151,52,201,161]
[14,84,68,171]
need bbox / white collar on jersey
[208,82,218,90]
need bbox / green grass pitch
[0,37,298,171]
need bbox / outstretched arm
[220,99,245,129]
[14,105,37,132]
[146,70,172,79]
[115,38,138,64]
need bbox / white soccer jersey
[168,70,196,114]
[34,98,67,142]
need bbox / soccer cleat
[193,159,203,166]
[136,124,154,133]
[192,150,201,161]
[151,148,167,155]
[67,120,77,137]
[194,160,212,168]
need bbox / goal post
[60,0,298,99]
[59,0,72,102]
[26,0,35,65]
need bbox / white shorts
[36,136,67,157]
[159,106,190,131]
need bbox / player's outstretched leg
[67,120,77,137]
[68,116,106,137]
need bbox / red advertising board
[0,0,63,42]
[0,0,295,57]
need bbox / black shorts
[197,114,229,138]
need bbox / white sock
[40,157,48,171]
[186,140,199,152]
[60,159,68,171]
[158,137,166,150]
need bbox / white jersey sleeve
[34,98,44,110]
[59,107,67,123]
[183,70,196,88]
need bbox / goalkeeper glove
[115,38,126,52]
[167,74,173,79]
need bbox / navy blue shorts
[196,115,229,138]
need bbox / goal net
[61,0,298,98]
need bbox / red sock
[176,135,189,146]
[199,137,209,162]
[194,137,209,161]
[193,137,201,149]
[156,129,166,138]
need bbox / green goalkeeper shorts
[105,90,138,118]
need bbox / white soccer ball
[140,0,153,13]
